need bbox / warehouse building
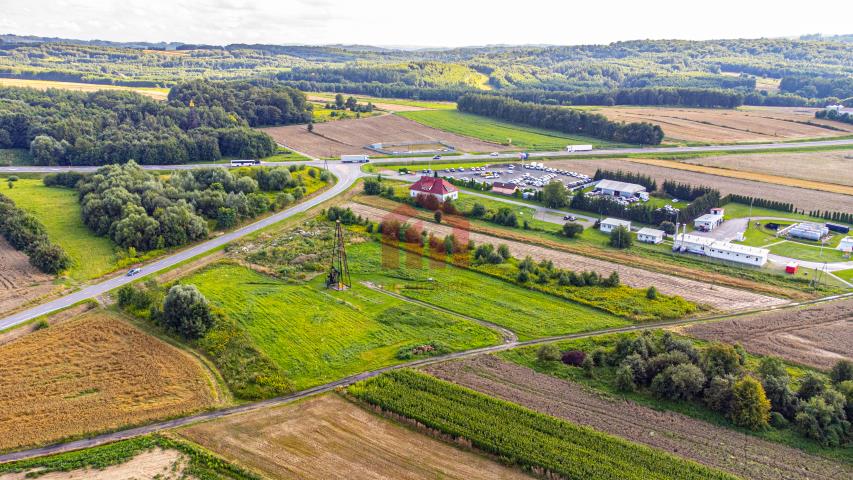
[637,227,665,244]
[593,179,646,198]
[673,233,769,266]
[600,218,632,233]
[787,222,829,241]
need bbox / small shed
[785,262,799,274]
[637,227,665,244]
[600,218,632,233]
[838,236,853,253]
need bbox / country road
[0,161,362,331]
[1,290,850,464]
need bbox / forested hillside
[0,80,310,165]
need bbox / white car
[127,268,142,277]
[490,152,499,157]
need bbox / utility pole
[326,220,351,291]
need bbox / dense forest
[457,94,664,145]
[0,80,309,165]
[2,35,851,107]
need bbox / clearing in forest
[178,393,530,480]
[0,78,169,100]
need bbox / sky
[1,0,851,48]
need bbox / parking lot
[415,162,595,192]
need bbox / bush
[797,373,826,401]
[700,342,741,379]
[470,203,486,218]
[770,411,789,428]
[794,390,851,447]
[646,286,657,300]
[497,244,511,260]
[363,177,382,195]
[609,226,632,248]
[33,319,49,330]
[731,376,771,430]
[829,360,853,384]
[162,284,214,340]
[561,350,586,367]
[536,344,562,362]
[704,375,736,413]
[659,221,676,235]
[562,222,584,238]
[651,364,706,401]
[434,210,443,223]
[615,364,637,392]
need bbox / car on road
[490,152,499,157]
[433,155,441,160]
[563,215,576,221]
[127,268,142,276]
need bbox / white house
[409,176,459,202]
[600,218,632,233]
[637,227,665,244]
[694,213,724,231]
[674,233,769,266]
[594,179,646,198]
[839,236,853,253]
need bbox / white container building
[637,227,665,244]
[673,233,769,266]
[600,218,632,233]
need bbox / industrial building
[600,218,632,233]
[637,227,665,244]
[694,212,724,231]
[839,237,853,253]
[673,233,769,266]
[787,222,829,241]
[593,179,646,198]
[409,176,459,202]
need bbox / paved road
[2,290,850,464]
[0,162,362,331]
[4,138,853,175]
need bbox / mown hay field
[677,149,853,188]
[0,310,219,452]
[178,393,530,480]
[0,78,169,100]
[594,106,853,143]
[0,236,56,317]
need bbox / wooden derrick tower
[326,220,351,290]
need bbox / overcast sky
[1,0,851,48]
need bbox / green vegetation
[2,178,119,281]
[0,434,259,479]
[260,148,311,162]
[399,109,622,150]
[349,369,735,480]
[768,241,848,263]
[834,269,853,282]
[0,148,32,166]
[183,261,501,391]
[501,332,853,463]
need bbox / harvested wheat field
[684,298,853,370]
[678,149,853,187]
[596,106,853,143]
[0,237,58,317]
[0,311,219,451]
[346,202,785,311]
[547,158,853,212]
[425,355,852,480]
[306,95,427,112]
[178,393,530,480]
[262,114,511,158]
[0,449,188,480]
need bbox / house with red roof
[409,176,459,202]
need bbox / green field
[347,241,628,340]
[500,333,853,464]
[184,262,502,390]
[1,179,119,282]
[349,369,734,480]
[834,268,853,282]
[309,92,456,110]
[398,110,624,150]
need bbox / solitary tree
[334,94,345,109]
[434,210,443,223]
[542,181,569,208]
[162,284,214,339]
[609,226,632,249]
[562,222,584,238]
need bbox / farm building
[673,233,769,266]
[787,222,829,241]
[409,176,459,202]
[600,218,632,233]
[694,212,724,231]
[593,179,646,198]
[637,227,665,244]
[491,182,518,196]
[839,237,853,253]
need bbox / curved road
[0,161,362,331]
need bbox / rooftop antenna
[326,220,351,290]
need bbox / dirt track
[547,158,853,212]
[0,237,57,316]
[262,114,511,157]
[597,106,853,143]
[426,356,853,480]
[346,202,786,311]
[684,298,853,370]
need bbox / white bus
[230,159,260,167]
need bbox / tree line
[457,94,664,145]
[0,193,70,273]
[723,194,853,224]
[0,80,310,166]
[62,161,319,252]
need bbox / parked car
[127,268,142,277]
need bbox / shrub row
[0,193,70,273]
